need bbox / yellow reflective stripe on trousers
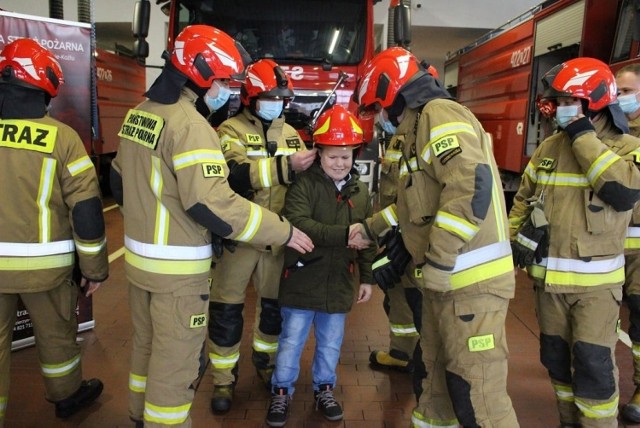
[129,373,147,393]
[144,401,191,425]
[0,253,74,270]
[234,202,263,242]
[253,336,278,353]
[75,238,107,255]
[633,343,640,359]
[67,155,93,176]
[449,241,513,290]
[258,158,272,188]
[411,409,458,427]
[37,158,56,242]
[125,249,210,275]
[41,354,80,378]
[390,323,419,336]
[151,157,169,245]
[434,211,479,241]
[0,396,6,417]
[574,396,619,419]
[586,150,619,184]
[209,352,240,369]
[552,383,574,402]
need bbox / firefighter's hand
[80,277,102,297]
[211,234,237,259]
[289,149,317,172]
[286,226,314,254]
[372,250,402,291]
[511,220,549,268]
[421,263,452,293]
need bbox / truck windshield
[174,0,367,65]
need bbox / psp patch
[246,133,262,144]
[468,333,495,352]
[286,138,301,149]
[202,162,225,178]
[432,135,462,164]
[538,157,556,171]
[190,313,207,328]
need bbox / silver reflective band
[125,235,212,260]
[0,240,74,256]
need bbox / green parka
[279,162,376,313]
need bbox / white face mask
[204,81,231,112]
[377,110,396,135]
[555,105,580,129]
[257,99,284,121]
[618,93,640,115]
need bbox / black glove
[511,219,549,268]
[211,234,237,259]
[372,250,401,291]
[373,227,412,291]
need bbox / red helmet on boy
[313,105,363,147]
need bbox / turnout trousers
[411,289,518,428]
[535,285,621,427]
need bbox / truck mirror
[132,0,151,38]
[133,39,149,59]
[393,4,411,47]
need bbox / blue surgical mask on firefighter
[204,81,231,112]
[618,93,640,115]
[555,105,580,129]
[378,110,397,135]
[257,99,283,121]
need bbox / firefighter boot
[210,384,235,414]
[369,349,414,373]
[623,386,640,423]
[210,364,238,414]
[253,349,274,390]
[54,378,104,418]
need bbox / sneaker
[266,387,290,427]
[314,384,343,421]
[54,378,104,418]
[210,384,234,414]
[369,350,414,373]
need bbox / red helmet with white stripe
[240,59,293,105]
[0,38,64,97]
[541,57,617,111]
[170,25,244,88]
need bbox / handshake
[350,225,411,291]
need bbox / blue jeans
[270,307,346,396]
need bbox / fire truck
[443,0,640,196]
[132,0,412,194]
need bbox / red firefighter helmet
[541,57,617,112]
[355,47,422,115]
[0,38,64,97]
[170,25,243,88]
[240,58,294,105]
[313,105,363,147]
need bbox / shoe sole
[266,419,288,427]
[322,414,344,421]
[55,383,104,418]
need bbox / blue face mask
[257,99,284,121]
[204,82,231,112]
[618,93,640,115]
[555,105,580,129]
[378,111,397,135]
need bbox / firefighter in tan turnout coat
[110,26,312,428]
[0,39,108,425]
[352,47,518,427]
